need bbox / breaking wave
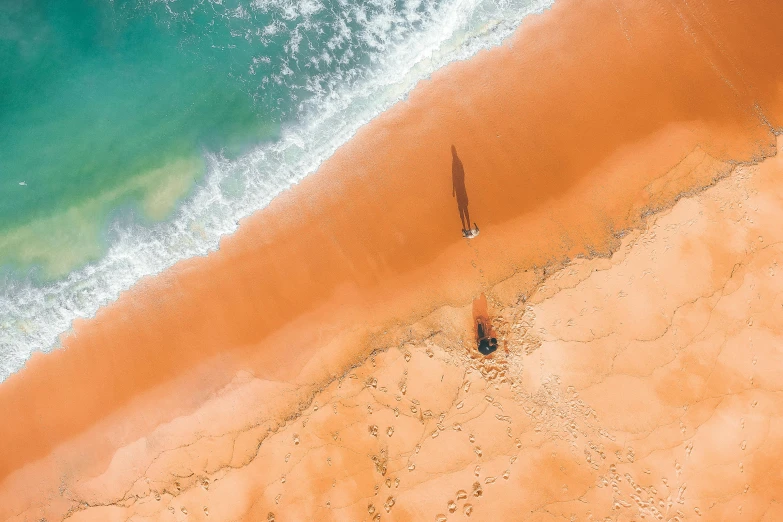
[0,0,552,381]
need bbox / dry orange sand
[3,0,783,520]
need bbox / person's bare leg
[465,207,471,230]
[459,208,468,230]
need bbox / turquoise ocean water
[0,0,552,380]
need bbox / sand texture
[9,136,783,522]
[3,0,783,520]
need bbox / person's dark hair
[478,338,496,355]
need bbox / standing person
[451,145,471,233]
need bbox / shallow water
[0,0,280,276]
[0,0,552,380]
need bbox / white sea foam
[0,0,552,382]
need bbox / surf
[0,0,553,382]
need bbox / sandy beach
[3,0,783,520]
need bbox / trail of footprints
[357,329,694,520]
[281,325,595,520]
[159,307,697,520]
[354,331,531,520]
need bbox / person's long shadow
[451,145,472,233]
